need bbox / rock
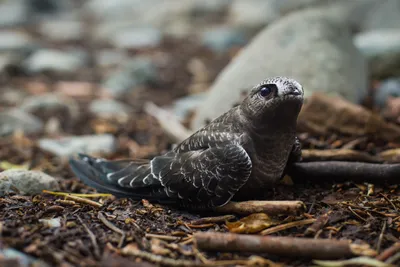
[89,99,132,120]
[354,29,400,78]
[39,217,62,228]
[0,248,50,267]
[96,49,128,68]
[0,108,43,137]
[38,134,117,157]
[192,7,367,129]
[39,20,84,42]
[20,93,79,121]
[360,0,400,31]
[111,27,162,49]
[0,0,29,27]
[374,79,400,108]
[0,169,59,196]
[102,57,158,97]
[200,26,247,52]
[0,88,27,106]
[0,52,25,73]
[0,31,35,53]
[23,49,88,74]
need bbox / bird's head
[240,76,304,130]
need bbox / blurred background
[0,0,400,168]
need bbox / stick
[300,149,383,163]
[190,215,235,225]
[194,232,377,260]
[144,102,192,143]
[77,215,101,260]
[98,212,126,248]
[376,242,400,261]
[215,200,305,216]
[65,195,102,208]
[288,161,400,184]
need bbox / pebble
[0,0,29,27]
[192,6,368,129]
[111,27,162,49]
[354,29,400,78]
[89,99,132,120]
[0,248,50,267]
[102,57,158,97]
[96,49,128,68]
[0,108,43,137]
[38,134,117,157]
[0,31,35,52]
[23,48,88,74]
[0,88,27,106]
[20,93,80,121]
[39,20,84,42]
[201,26,246,52]
[39,217,62,228]
[172,93,207,120]
[228,0,278,29]
[0,169,59,196]
[374,78,400,108]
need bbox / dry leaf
[226,213,278,234]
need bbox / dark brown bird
[69,76,304,209]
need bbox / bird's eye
[259,86,272,97]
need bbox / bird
[69,76,304,209]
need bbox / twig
[42,190,112,198]
[215,200,306,216]
[144,102,192,144]
[65,195,102,208]
[288,161,400,184]
[77,215,101,260]
[301,149,383,163]
[377,221,387,253]
[376,243,400,261]
[190,215,235,225]
[304,213,329,237]
[194,232,377,260]
[380,193,398,211]
[98,212,126,248]
[187,223,215,229]
[261,218,316,235]
[145,234,188,242]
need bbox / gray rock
[192,6,368,129]
[89,99,132,120]
[23,49,88,74]
[0,88,27,106]
[0,52,25,72]
[102,57,158,97]
[0,169,59,196]
[201,26,246,52]
[20,93,79,120]
[0,248,50,267]
[39,20,84,42]
[112,27,162,49]
[0,31,35,53]
[0,0,29,27]
[96,49,128,68]
[38,134,117,157]
[0,108,43,137]
[361,0,400,31]
[374,78,400,108]
[354,29,400,78]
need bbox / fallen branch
[215,200,306,216]
[288,161,400,184]
[144,102,193,144]
[194,232,377,260]
[301,149,383,163]
[376,242,400,261]
[190,215,235,225]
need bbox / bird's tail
[69,154,166,200]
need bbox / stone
[20,93,79,121]
[111,27,162,49]
[102,57,158,97]
[23,49,88,74]
[0,31,35,53]
[192,6,367,129]
[200,26,247,52]
[38,134,117,157]
[39,20,84,42]
[0,169,59,196]
[0,108,43,137]
[0,0,29,27]
[0,88,27,106]
[0,248,50,267]
[354,29,400,78]
[89,99,132,120]
[96,49,128,68]
[172,93,207,120]
[360,0,400,31]
[374,78,400,108]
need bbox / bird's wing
[151,143,252,208]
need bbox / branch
[215,200,305,216]
[288,161,400,184]
[301,149,383,163]
[194,232,377,260]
